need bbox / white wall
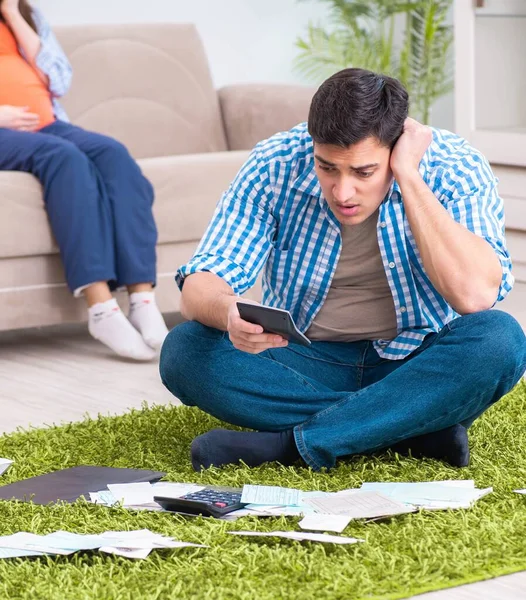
[35,0,454,130]
[35,0,330,88]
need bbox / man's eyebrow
[314,155,379,170]
[314,154,337,167]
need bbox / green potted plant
[295,0,453,124]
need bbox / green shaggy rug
[0,380,525,600]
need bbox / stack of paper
[0,529,207,560]
[241,485,302,506]
[89,482,205,511]
[358,480,492,510]
[222,486,328,520]
[0,458,12,476]
[89,482,332,521]
[303,491,416,520]
[86,480,493,528]
[230,485,416,525]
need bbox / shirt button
[389,261,395,268]
[400,306,407,313]
[380,222,387,228]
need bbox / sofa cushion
[219,83,315,150]
[139,150,249,244]
[0,150,249,259]
[55,24,228,160]
[0,172,54,258]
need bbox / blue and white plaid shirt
[176,123,513,360]
[30,7,72,122]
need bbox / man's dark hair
[308,68,409,149]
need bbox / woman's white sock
[128,291,169,349]
[88,298,156,361]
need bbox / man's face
[314,137,393,226]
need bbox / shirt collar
[387,178,402,202]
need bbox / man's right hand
[226,300,288,354]
[0,105,40,131]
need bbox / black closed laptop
[0,465,165,505]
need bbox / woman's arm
[1,2,48,85]
[1,3,73,98]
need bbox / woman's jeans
[0,120,157,292]
[160,310,526,470]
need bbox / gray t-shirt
[306,210,398,342]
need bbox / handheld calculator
[154,485,247,518]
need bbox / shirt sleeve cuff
[175,254,251,296]
[484,237,515,304]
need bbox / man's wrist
[393,167,422,188]
[220,294,240,331]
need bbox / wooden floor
[0,307,524,599]
[0,313,182,436]
[409,571,526,599]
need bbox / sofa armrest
[218,83,316,150]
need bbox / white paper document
[229,531,363,545]
[90,482,207,511]
[151,482,205,498]
[0,529,206,560]
[43,531,109,551]
[514,489,526,495]
[89,490,117,506]
[0,531,108,554]
[99,530,207,550]
[298,514,352,533]
[0,532,75,555]
[360,481,492,509]
[0,547,47,559]
[0,458,13,476]
[304,491,415,519]
[107,483,154,506]
[241,485,302,506]
[99,546,152,560]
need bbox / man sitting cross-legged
[160,68,526,472]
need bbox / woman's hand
[0,105,40,131]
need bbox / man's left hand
[390,117,432,181]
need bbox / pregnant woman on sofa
[0,0,168,360]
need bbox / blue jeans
[0,120,157,292]
[160,310,526,470]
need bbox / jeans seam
[372,374,522,451]
[284,345,363,368]
[376,398,486,451]
[300,386,369,429]
[259,354,322,393]
[357,343,368,388]
[294,425,323,470]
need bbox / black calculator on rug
[154,486,247,518]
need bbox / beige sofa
[0,23,314,331]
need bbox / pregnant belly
[0,56,55,129]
